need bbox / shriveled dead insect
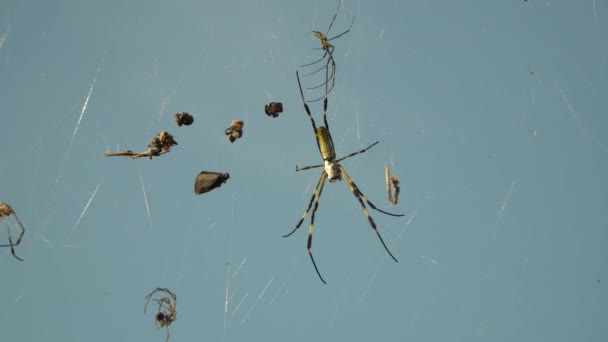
[194,171,230,195]
[0,201,26,261]
[104,131,178,160]
[385,163,400,205]
[174,112,194,126]
[225,119,244,143]
[265,102,283,118]
[145,288,177,342]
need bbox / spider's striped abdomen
[316,127,336,161]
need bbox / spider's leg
[307,173,328,284]
[5,229,23,261]
[341,167,404,217]
[12,214,25,247]
[326,14,355,43]
[339,166,400,263]
[335,141,379,163]
[324,0,342,38]
[283,171,326,237]
[165,326,170,342]
[295,163,325,172]
[300,50,329,69]
[302,58,331,79]
[296,71,321,150]
[307,48,336,103]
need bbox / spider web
[1,1,607,342]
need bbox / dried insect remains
[385,163,400,205]
[225,119,244,143]
[174,112,194,126]
[144,288,177,342]
[265,102,283,118]
[0,201,26,261]
[104,131,178,160]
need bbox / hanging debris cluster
[225,119,244,143]
[174,112,194,126]
[104,131,178,160]
[264,102,283,118]
[385,163,400,205]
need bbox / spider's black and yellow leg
[296,71,320,139]
[335,141,379,164]
[283,171,326,237]
[339,166,400,263]
[295,163,324,172]
[340,167,403,217]
[307,173,328,284]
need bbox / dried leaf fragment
[194,171,230,195]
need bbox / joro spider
[300,0,354,102]
[283,71,404,284]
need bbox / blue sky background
[2,0,607,341]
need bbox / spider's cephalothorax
[285,71,404,284]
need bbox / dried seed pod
[224,120,244,143]
[194,171,230,195]
[264,102,283,118]
[174,112,194,126]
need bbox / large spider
[283,72,403,284]
[144,288,177,342]
[0,202,26,261]
[300,0,354,102]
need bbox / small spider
[174,112,194,126]
[194,171,230,195]
[225,119,244,143]
[385,163,400,205]
[300,0,354,102]
[265,102,283,118]
[145,288,177,342]
[0,202,26,261]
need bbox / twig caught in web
[104,131,177,160]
